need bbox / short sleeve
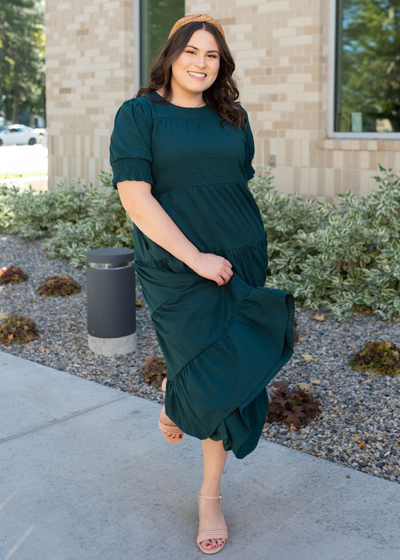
[109,98,154,190]
[237,103,256,181]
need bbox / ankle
[199,484,221,497]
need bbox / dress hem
[164,279,295,456]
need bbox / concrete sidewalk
[1,350,399,560]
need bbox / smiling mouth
[187,71,207,78]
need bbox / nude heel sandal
[158,377,184,444]
[197,493,228,555]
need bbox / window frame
[328,0,399,139]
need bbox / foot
[198,492,227,552]
[159,405,182,441]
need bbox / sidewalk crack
[0,394,132,444]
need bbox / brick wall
[46,0,400,202]
[45,0,136,190]
[186,0,400,204]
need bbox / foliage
[0,175,134,269]
[0,314,39,345]
[0,265,28,285]
[348,339,400,377]
[36,274,81,297]
[250,164,400,322]
[1,165,400,321]
[266,381,322,429]
[141,355,167,389]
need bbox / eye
[186,50,218,58]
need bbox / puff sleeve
[109,98,154,190]
[238,103,256,181]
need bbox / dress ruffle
[134,235,295,459]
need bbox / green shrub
[250,164,400,321]
[1,166,400,321]
[0,174,134,268]
[0,179,93,239]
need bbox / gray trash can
[86,247,136,356]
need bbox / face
[171,29,220,94]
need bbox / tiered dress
[109,90,295,459]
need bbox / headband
[168,13,226,41]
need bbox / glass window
[335,0,400,133]
[140,0,185,87]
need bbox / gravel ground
[1,233,399,485]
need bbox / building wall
[186,0,400,204]
[45,0,137,190]
[46,0,400,202]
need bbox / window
[334,0,400,135]
[139,0,185,88]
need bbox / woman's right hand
[189,253,233,286]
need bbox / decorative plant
[0,265,28,285]
[0,315,39,345]
[348,340,400,377]
[266,381,322,429]
[2,165,400,322]
[141,356,167,389]
[36,274,81,297]
[0,177,134,269]
[250,164,400,322]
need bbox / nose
[195,56,207,68]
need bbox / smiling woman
[109,12,295,556]
[159,31,221,107]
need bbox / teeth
[188,71,206,77]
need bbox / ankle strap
[198,493,222,499]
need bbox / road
[0,144,48,176]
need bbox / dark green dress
[109,91,295,459]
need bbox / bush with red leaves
[36,274,81,297]
[0,265,28,285]
[141,356,167,389]
[0,315,39,345]
[348,339,400,377]
[266,381,322,428]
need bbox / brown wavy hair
[135,21,248,132]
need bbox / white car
[0,125,43,146]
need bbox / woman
[109,13,295,555]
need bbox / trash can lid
[86,247,135,264]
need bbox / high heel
[197,493,228,555]
[158,377,184,444]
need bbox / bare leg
[198,438,229,552]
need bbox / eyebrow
[186,44,220,54]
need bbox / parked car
[34,128,47,141]
[0,125,43,146]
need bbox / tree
[0,0,45,124]
[337,0,400,132]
